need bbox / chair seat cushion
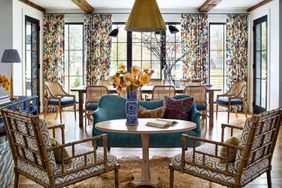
[216,97,242,105]
[171,143,237,184]
[17,145,117,186]
[195,103,206,111]
[86,103,98,111]
[49,98,76,105]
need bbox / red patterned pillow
[164,96,194,120]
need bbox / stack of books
[146,119,177,128]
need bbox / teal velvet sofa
[92,94,201,147]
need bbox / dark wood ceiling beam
[247,0,272,12]
[72,0,94,13]
[19,0,46,13]
[198,0,223,12]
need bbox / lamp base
[10,96,18,100]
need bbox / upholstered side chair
[44,81,76,123]
[169,108,282,188]
[1,109,119,188]
[85,86,108,127]
[152,85,175,101]
[216,81,248,123]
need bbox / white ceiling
[29,0,263,12]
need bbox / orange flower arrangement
[110,64,154,93]
[0,74,9,91]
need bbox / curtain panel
[84,14,112,85]
[43,14,65,85]
[181,14,209,82]
[226,14,249,88]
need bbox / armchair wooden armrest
[48,134,109,176]
[48,124,65,144]
[181,134,243,176]
[221,123,243,142]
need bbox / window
[64,23,84,94]
[110,24,127,76]
[209,24,226,94]
[110,23,181,80]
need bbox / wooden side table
[96,118,196,187]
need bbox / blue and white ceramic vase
[126,90,138,126]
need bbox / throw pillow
[138,106,166,118]
[220,136,241,163]
[163,96,194,120]
[50,138,72,164]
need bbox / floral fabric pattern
[84,14,112,85]
[181,14,208,82]
[226,14,248,88]
[43,14,65,85]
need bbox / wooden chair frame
[44,81,76,123]
[1,109,119,188]
[151,85,176,101]
[169,108,282,188]
[85,86,108,127]
[216,81,248,123]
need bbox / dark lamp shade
[1,49,21,63]
[109,28,119,37]
[169,25,179,34]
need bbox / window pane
[210,25,224,50]
[151,61,161,79]
[111,43,118,60]
[255,79,261,106]
[262,22,267,50]
[132,32,141,42]
[142,47,151,60]
[132,43,141,60]
[118,25,127,42]
[256,52,261,78]
[118,43,127,60]
[69,25,83,50]
[256,24,261,51]
[262,51,267,79]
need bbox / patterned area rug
[70,156,224,188]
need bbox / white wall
[12,0,43,110]
[0,0,13,97]
[248,0,280,111]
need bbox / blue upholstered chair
[85,86,108,127]
[216,81,248,123]
[44,81,76,123]
[92,94,201,148]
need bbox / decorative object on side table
[1,49,21,100]
[110,64,153,125]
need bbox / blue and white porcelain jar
[125,90,138,126]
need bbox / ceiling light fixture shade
[109,28,119,37]
[125,0,166,32]
[169,25,179,34]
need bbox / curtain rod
[44,12,248,15]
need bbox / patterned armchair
[216,81,248,123]
[44,81,77,123]
[169,108,282,188]
[1,109,119,188]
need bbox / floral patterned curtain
[84,14,112,85]
[181,14,208,82]
[226,14,248,88]
[43,14,65,85]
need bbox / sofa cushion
[138,106,166,118]
[164,96,194,120]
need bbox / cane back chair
[85,86,108,127]
[216,81,247,123]
[183,86,208,134]
[152,85,176,101]
[1,109,119,188]
[44,81,76,123]
[169,108,282,188]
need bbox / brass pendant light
[125,0,166,32]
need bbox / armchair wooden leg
[114,164,120,188]
[55,107,59,119]
[235,106,238,118]
[227,105,230,123]
[44,101,48,120]
[169,164,174,188]
[59,107,62,123]
[14,169,19,188]
[267,170,272,188]
[74,103,77,121]
[216,103,218,119]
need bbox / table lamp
[1,49,21,100]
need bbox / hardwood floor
[14,110,282,187]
